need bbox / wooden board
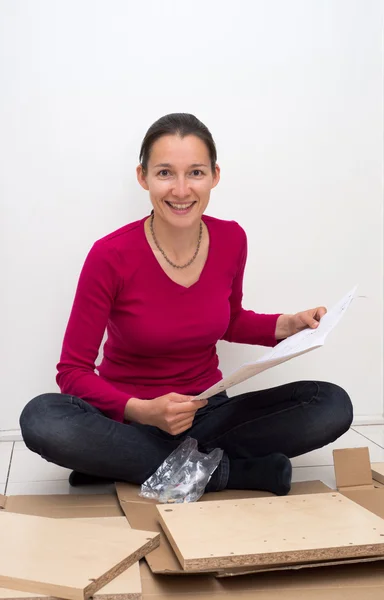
[0,517,141,600]
[115,480,332,575]
[156,493,384,571]
[0,512,159,600]
[215,555,384,577]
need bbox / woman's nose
[171,177,190,199]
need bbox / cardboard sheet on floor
[3,484,384,600]
[156,492,384,571]
[0,517,142,600]
[0,511,159,600]
[0,493,123,518]
[333,448,384,520]
[333,446,373,489]
[372,462,384,485]
[116,480,331,575]
[139,558,384,599]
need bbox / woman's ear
[211,164,221,189]
[136,164,149,190]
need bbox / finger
[174,400,208,415]
[302,310,320,328]
[175,416,194,428]
[308,306,327,328]
[170,394,196,403]
[297,313,316,329]
[172,419,194,435]
[192,398,208,408]
[315,306,327,320]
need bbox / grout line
[351,427,384,450]
[4,442,15,495]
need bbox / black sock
[227,454,292,496]
[68,471,115,487]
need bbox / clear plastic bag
[140,437,223,503]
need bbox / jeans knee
[319,381,353,437]
[20,396,41,449]
[20,394,63,452]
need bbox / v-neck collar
[142,214,212,290]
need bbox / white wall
[1,0,383,431]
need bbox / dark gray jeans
[20,380,353,491]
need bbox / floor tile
[353,425,384,449]
[8,441,71,483]
[6,480,116,495]
[292,466,336,490]
[291,429,384,467]
[0,442,13,486]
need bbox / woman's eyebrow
[153,162,208,168]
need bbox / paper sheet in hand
[193,287,357,401]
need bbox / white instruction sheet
[193,286,357,401]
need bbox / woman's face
[137,134,220,228]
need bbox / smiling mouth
[165,201,196,211]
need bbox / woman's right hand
[124,393,208,435]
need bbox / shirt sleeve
[221,229,282,346]
[56,242,132,422]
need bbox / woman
[20,113,353,496]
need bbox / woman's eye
[159,170,169,177]
[192,170,203,176]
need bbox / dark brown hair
[139,113,217,174]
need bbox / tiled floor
[0,426,384,496]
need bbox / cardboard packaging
[1,447,384,599]
[333,447,384,519]
[0,493,123,518]
[372,463,384,486]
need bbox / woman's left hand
[275,306,327,340]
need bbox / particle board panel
[215,555,384,577]
[116,480,332,575]
[156,493,384,571]
[118,499,377,578]
[71,518,141,599]
[0,511,159,600]
[120,502,186,573]
[0,575,140,600]
[0,518,141,600]
[0,584,139,600]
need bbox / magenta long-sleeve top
[56,215,281,422]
